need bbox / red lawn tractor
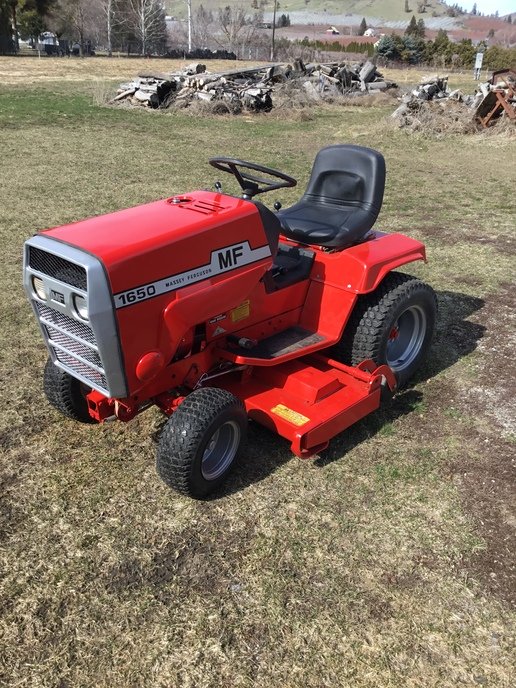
[23,145,437,498]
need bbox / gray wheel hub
[201,421,241,481]
[386,305,427,373]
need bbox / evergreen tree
[405,14,418,36]
[375,34,401,60]
[404,0,410,12]
[454,38,476,67]
[18,7,45,42]
[359,17,367,35]
[433,28,449,51]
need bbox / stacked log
[111,60,397,113]
[392,70,516,132]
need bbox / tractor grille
[28,246,87,290]
[25,237,127,398]
[36,304,96,344]
[53,351,107,391]
[35,302,108,392]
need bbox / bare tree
[126,0,165,55]
[53,0,99,55]
[98,0,114,55]
[215,5,260,58]
[96,0,127,55]
[193,3,214,49]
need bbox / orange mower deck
[219,354,396,458]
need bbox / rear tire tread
[335,272,437,386]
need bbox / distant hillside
[165,0,460,25]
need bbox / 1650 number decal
[116,285,156,306]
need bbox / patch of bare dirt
[462,284,516,435]
[442,283,515,607]
[451,434,516,609]
[399,283,515,607]
[104,515,257,598]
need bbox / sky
[462,1,515,15]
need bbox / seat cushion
[279,201,374,248]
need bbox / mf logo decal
[50,289,65,305]
[114,241,271,309]
[217,245,244,269]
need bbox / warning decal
[271,404,310,427]
[230,300,250,323]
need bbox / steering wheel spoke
[209,157,297,199]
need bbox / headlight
[32,276,46,300]
[73,294,89,320]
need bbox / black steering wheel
[209,157,297,199]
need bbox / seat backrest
[304,144,386,216]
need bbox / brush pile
[111,60,397,113]
[392,71,516,134]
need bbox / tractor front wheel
[157,387,247,499]
[43,358,96,423]
[335,272,437,388]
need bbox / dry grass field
[0,55,479,91]
[0,56,515,687]
[0,55,262,85]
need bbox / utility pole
[187,0,192,52]
[270,0,277,61]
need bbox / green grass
[0,63,515,687]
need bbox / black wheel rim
[386,305,427,373]
[201,421,241,481]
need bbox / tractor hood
[42,191,265,294]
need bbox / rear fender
[300,232,426,342]
[355,251,426,294]
[334,232,426,295]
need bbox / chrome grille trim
[23,235,128,398]
[34,300,109,395]
[54,350,108,390]
[48,338,104,373]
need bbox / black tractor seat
[278,144,386,249]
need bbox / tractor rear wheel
[334,272,437,388]
[157,387,247,499]
[43,357,96,423]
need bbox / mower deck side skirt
[218,356,384,458]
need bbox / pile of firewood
[111,60,397,112]
[392,71,516,132]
